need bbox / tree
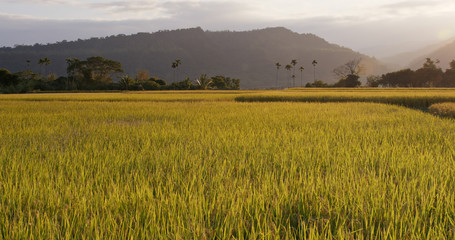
[151,77,166,86]
[135,69,150,82]
[333,59,364,87]
[26,60,31,71]
[171,59,182,81]
[66,58,80,90]
[333,74,361,87]
[414,58,442,87]
[333,58,363,79]
[38,57,51,77]
[195,74,213,90]
[275,62,281,88]
[66,56,123,89]
[305,80,328,88]
[230,78,240,90]
[212,75,228,89]
[442,60,455,87]
[0,68,19,87]
[299,66,305,87]
[291,59,297,87]
[119,75,134,90]
[380,69,415,87]
[285,64,292,88]
[312,60,318,82]
[366,75,381,87]
[0,69,36,93]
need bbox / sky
[1,0,455,58]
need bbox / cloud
[1,0,455,58]
[89,1,162,14]
[4,0,79,5]
[83,0,255,21]
[379,0,453,16]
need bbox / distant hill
[381,37,455,71]
[409,39,455,70]
[0,27,386,88]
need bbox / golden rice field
[1,89,455,239]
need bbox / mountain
[381,37,455,71]
[0,27,386,89]
[408,39,455,70]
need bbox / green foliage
[0,69,40,93]
[195,74,213,90]
[1,92,455,238]
[375,58,455,88]
[38,57,51,76]
[305,80,329,88]
[366,75,381,87]
[0,68,19,87]
[151,77,166,86]
[66,56,123,89]
[168,77,192,90]
[211,76,240,90]
[333,74,361,87]
[119,75,134,90]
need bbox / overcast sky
[1,0,455,57]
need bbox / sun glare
[437,29,455,41]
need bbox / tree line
[275,57,455,88]
[366,58,455,87]
[0,56,240,93]
[275,58,363,88]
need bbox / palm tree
[275,62,281,88]
[312,60,318,83]
[196,74,212,90]
[119,75,133,90]
[38,57,51,77]
[291,59,297,87]
[66,58,80,90]
[299,66,305,87]
[171,59,182,82]
[25,59,31,71]
[285,64,292,88]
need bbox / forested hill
[0,27,385,88]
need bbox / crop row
[235,93,455,109]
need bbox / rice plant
[1,91,455,239]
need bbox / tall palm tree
[38,57,51,77]
[171,59,182,81]
[66,58,80,90]
[312,60,318,83]
[275,62,281,88]
[285,64,292,88]
[299,66,305,87]
[291,59,297,87]
[25,59,31,71]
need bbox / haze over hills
[0,27,386,89]
[381,37,455,71]
[408,39,455,71]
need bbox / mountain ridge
[0,27,386,88]
[408,39,455,70]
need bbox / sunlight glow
[437,29,455,41]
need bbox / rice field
[430,102,455,118]
[236,88,455,109]
[1,89,455,239]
